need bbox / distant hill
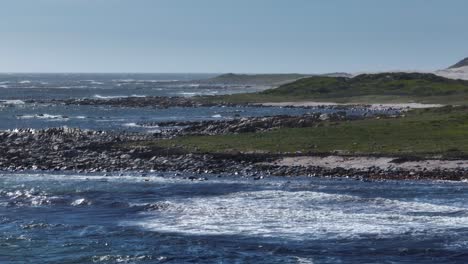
[200,72,468,105]
[198,73,310,86]
[196,73,353,87]
[321,72,353,78]
[449,57,468,69]
[435,57,468,80]
[263,72,468,98]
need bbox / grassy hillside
[198,73,309,86]
[143,106,468,158]
[265,72,468,97]
[198,72,468,104]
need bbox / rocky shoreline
[25,96,225,109]
[142,112,351,137]
[0,127,467,181]
[23,95,409,112]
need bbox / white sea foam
[71,198,90,206]
[145,80,179,83]
[54,86,73,89]
[93,95,125,99]
[15,114,89,121]
[211,114,222,118]
[129,190,468,240]
[4,188,52,207]
[0,100,25,105]
[113,79,136,83]
[178,92,198,97]
[146,129,162,133]
[84,80,104,85]
[0,172,186,185]
[5,172,468,244]
[16,114,69,120]
[123,123,159,129]
[122,122,138,128]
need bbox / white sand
[367,103,444,109]
[272,156,468,171]
[435,66,468,80]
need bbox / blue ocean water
[1,74,465,263]
[0,73,391,132]
[0,73,224,100]
[1,172,468,263]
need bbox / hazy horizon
[1,0,467,73]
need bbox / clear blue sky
[0,0,466,73]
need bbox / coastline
[2,97,467,181]
[1,125,467,181]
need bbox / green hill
[199,73,309,86]
[264,72,468,97]
[200,72,468,104]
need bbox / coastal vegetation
[198,72,468,105]
[147,106,468,158]
[198,73,310,86]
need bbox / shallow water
[0,103,370,132]
[1,172,468,263]
[0,73,395,132]
[1,73,462,263]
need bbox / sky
[0,0,467,73]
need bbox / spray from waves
[1,188,53,207]
[122,123,160,129]
[128,190,468,241]
[0,100,25,105]
[16,114,70,121]
[83,80,104,85]
[178,92,198,97]
[15,114,89,121]
[70,198,92,207]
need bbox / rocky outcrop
[142,113,350,136]
[26,96,216,109]
[0,127,467,181]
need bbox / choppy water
[0,73,238,100]
[0,103,387,132]
[0,73,393,132]
[1,73,461,263]
[0,103,352,132]
[1,173,468,263]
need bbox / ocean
[1,74,467,263]
[0,73,386,132]
[2,172,468,263]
